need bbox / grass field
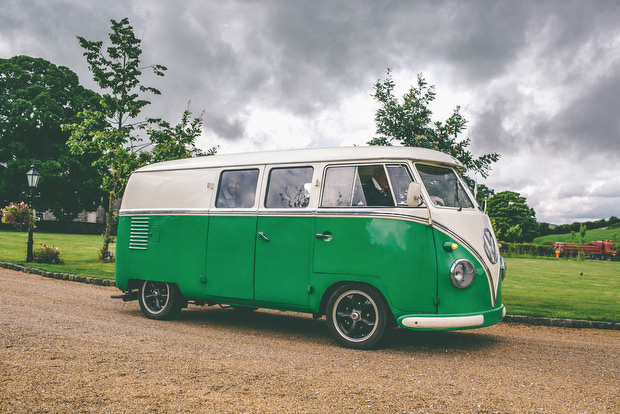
[0,230,115,279]
[1,230,619,322]
[502,257,620,322]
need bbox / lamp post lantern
[26,164,40,262]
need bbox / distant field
[534,227,619,244]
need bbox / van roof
[136,146,464,173]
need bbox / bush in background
[34,245,64,264]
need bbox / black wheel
[138,280,183,320]
[326,285,389,349]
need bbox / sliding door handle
[315,232,333,241]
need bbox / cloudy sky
[2,0,619,224]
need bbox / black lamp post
[25,164,40,262]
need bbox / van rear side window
[216,169,259,208]
[265,167,313,208]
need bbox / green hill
[534,227,620,245]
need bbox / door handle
[315,232,333,241]
[258,231,270,241]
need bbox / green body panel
[313,215,438,314]
[115,215,208,294]
[116,213,503,327]
[205,215,257,300]
[255,216,313,307]
[433,229,501,315]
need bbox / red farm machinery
[553,240,617,260]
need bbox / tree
[486,191,538,242]
[369,69,499,179]
[63,18,167,259]
[0,56,104,219]
[148,105,217,163]
[505,224,523,244]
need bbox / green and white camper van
[114,146,506,349]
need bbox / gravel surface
[1,268,619,413]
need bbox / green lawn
[1,230,619,322]
[502,257,620,322]
[0,230,115,279]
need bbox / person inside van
[218,173,243,207]
[360,166,394,207]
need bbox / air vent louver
[129,217,149,250]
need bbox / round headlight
[450,259,475,289]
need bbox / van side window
[216,169,259,208]
[386,164,414,205]
[322,165,401,207]
[321,166,365,207]
[265,167,314,208]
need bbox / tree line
[538,216,620,237]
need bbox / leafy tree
[63,18,167,259]
[148,105,217,163]
[369,68,499,178]
[487,191,538,242]
[579,223,587,244]
[505,224,523,244]
[0,56,104,219]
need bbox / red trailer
[553,240,617,259]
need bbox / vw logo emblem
[482,228,498,264]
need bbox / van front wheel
[326,285,389,349]
[139,280,183,320]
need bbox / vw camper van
[114,147,506,349]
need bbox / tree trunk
[100,192,114,260]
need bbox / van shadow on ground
[137,306,503,353]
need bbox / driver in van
[218,173,243,207]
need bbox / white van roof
[136,146,464,173]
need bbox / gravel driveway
[1,268,619,413]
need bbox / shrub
[499,242,555,257]
[1,202,37,231]
[34,244,64,264]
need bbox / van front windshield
[416,164,474,209]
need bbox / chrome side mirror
[406,182,423,207]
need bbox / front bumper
[397,304,506,331]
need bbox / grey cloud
[549,67,620,157]
[469,95,523,155]
[204,113,246,141]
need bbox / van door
[254,166,314,307]
[313,164,438,313]
[205,169,260,300]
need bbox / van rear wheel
[138,280,183,320]
[326,285,389,349]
